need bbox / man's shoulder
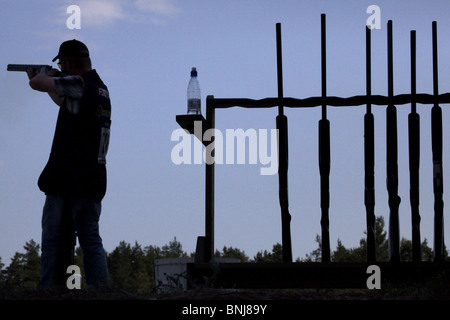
[83,69,107,86]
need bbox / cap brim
[52,55,58,62]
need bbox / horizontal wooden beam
[207,93,450,109]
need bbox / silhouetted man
[28,39,111,289]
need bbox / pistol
[7,64,52,75]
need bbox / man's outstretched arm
[28,70,63,106]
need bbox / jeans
[38,195,110,289]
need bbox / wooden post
[319,13,331,262]
[386,20,401,262]
[276,23,293,263]
[365,25,376,262]
[409,30,421,262]
[431,21,444,262]
[204,96,215,262]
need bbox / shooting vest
[38,70,111,199]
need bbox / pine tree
[107,241,134,290]
[130,242,151,292]
[302,234,323,262]
[214,246,249,262]
[253,243,283,262]
[161,237,188,258]
[0,256,5,289]
[5,240,40,290]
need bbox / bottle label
[188,98,201,114]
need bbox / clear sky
[1,0,450,264]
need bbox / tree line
[0,216,447,293]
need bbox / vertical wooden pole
[409,30,421,262]
[319,13,331,262]
[276,23,293,263]
[365,25,376,262]
[431,21,444,262]
[204,96,215,263]
[386,20,401,262]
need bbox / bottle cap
[190,67,197,77]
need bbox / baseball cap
[52,39,89,62]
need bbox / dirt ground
[2,286,449,300]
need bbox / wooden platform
[187,261,450,289]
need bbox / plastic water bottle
[187,67,201,115]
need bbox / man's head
[53,39,91,74]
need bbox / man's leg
[38,195,65,289]
[71,197,109,288]
[55,202,75,286]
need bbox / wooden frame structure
[176,15,450,288]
